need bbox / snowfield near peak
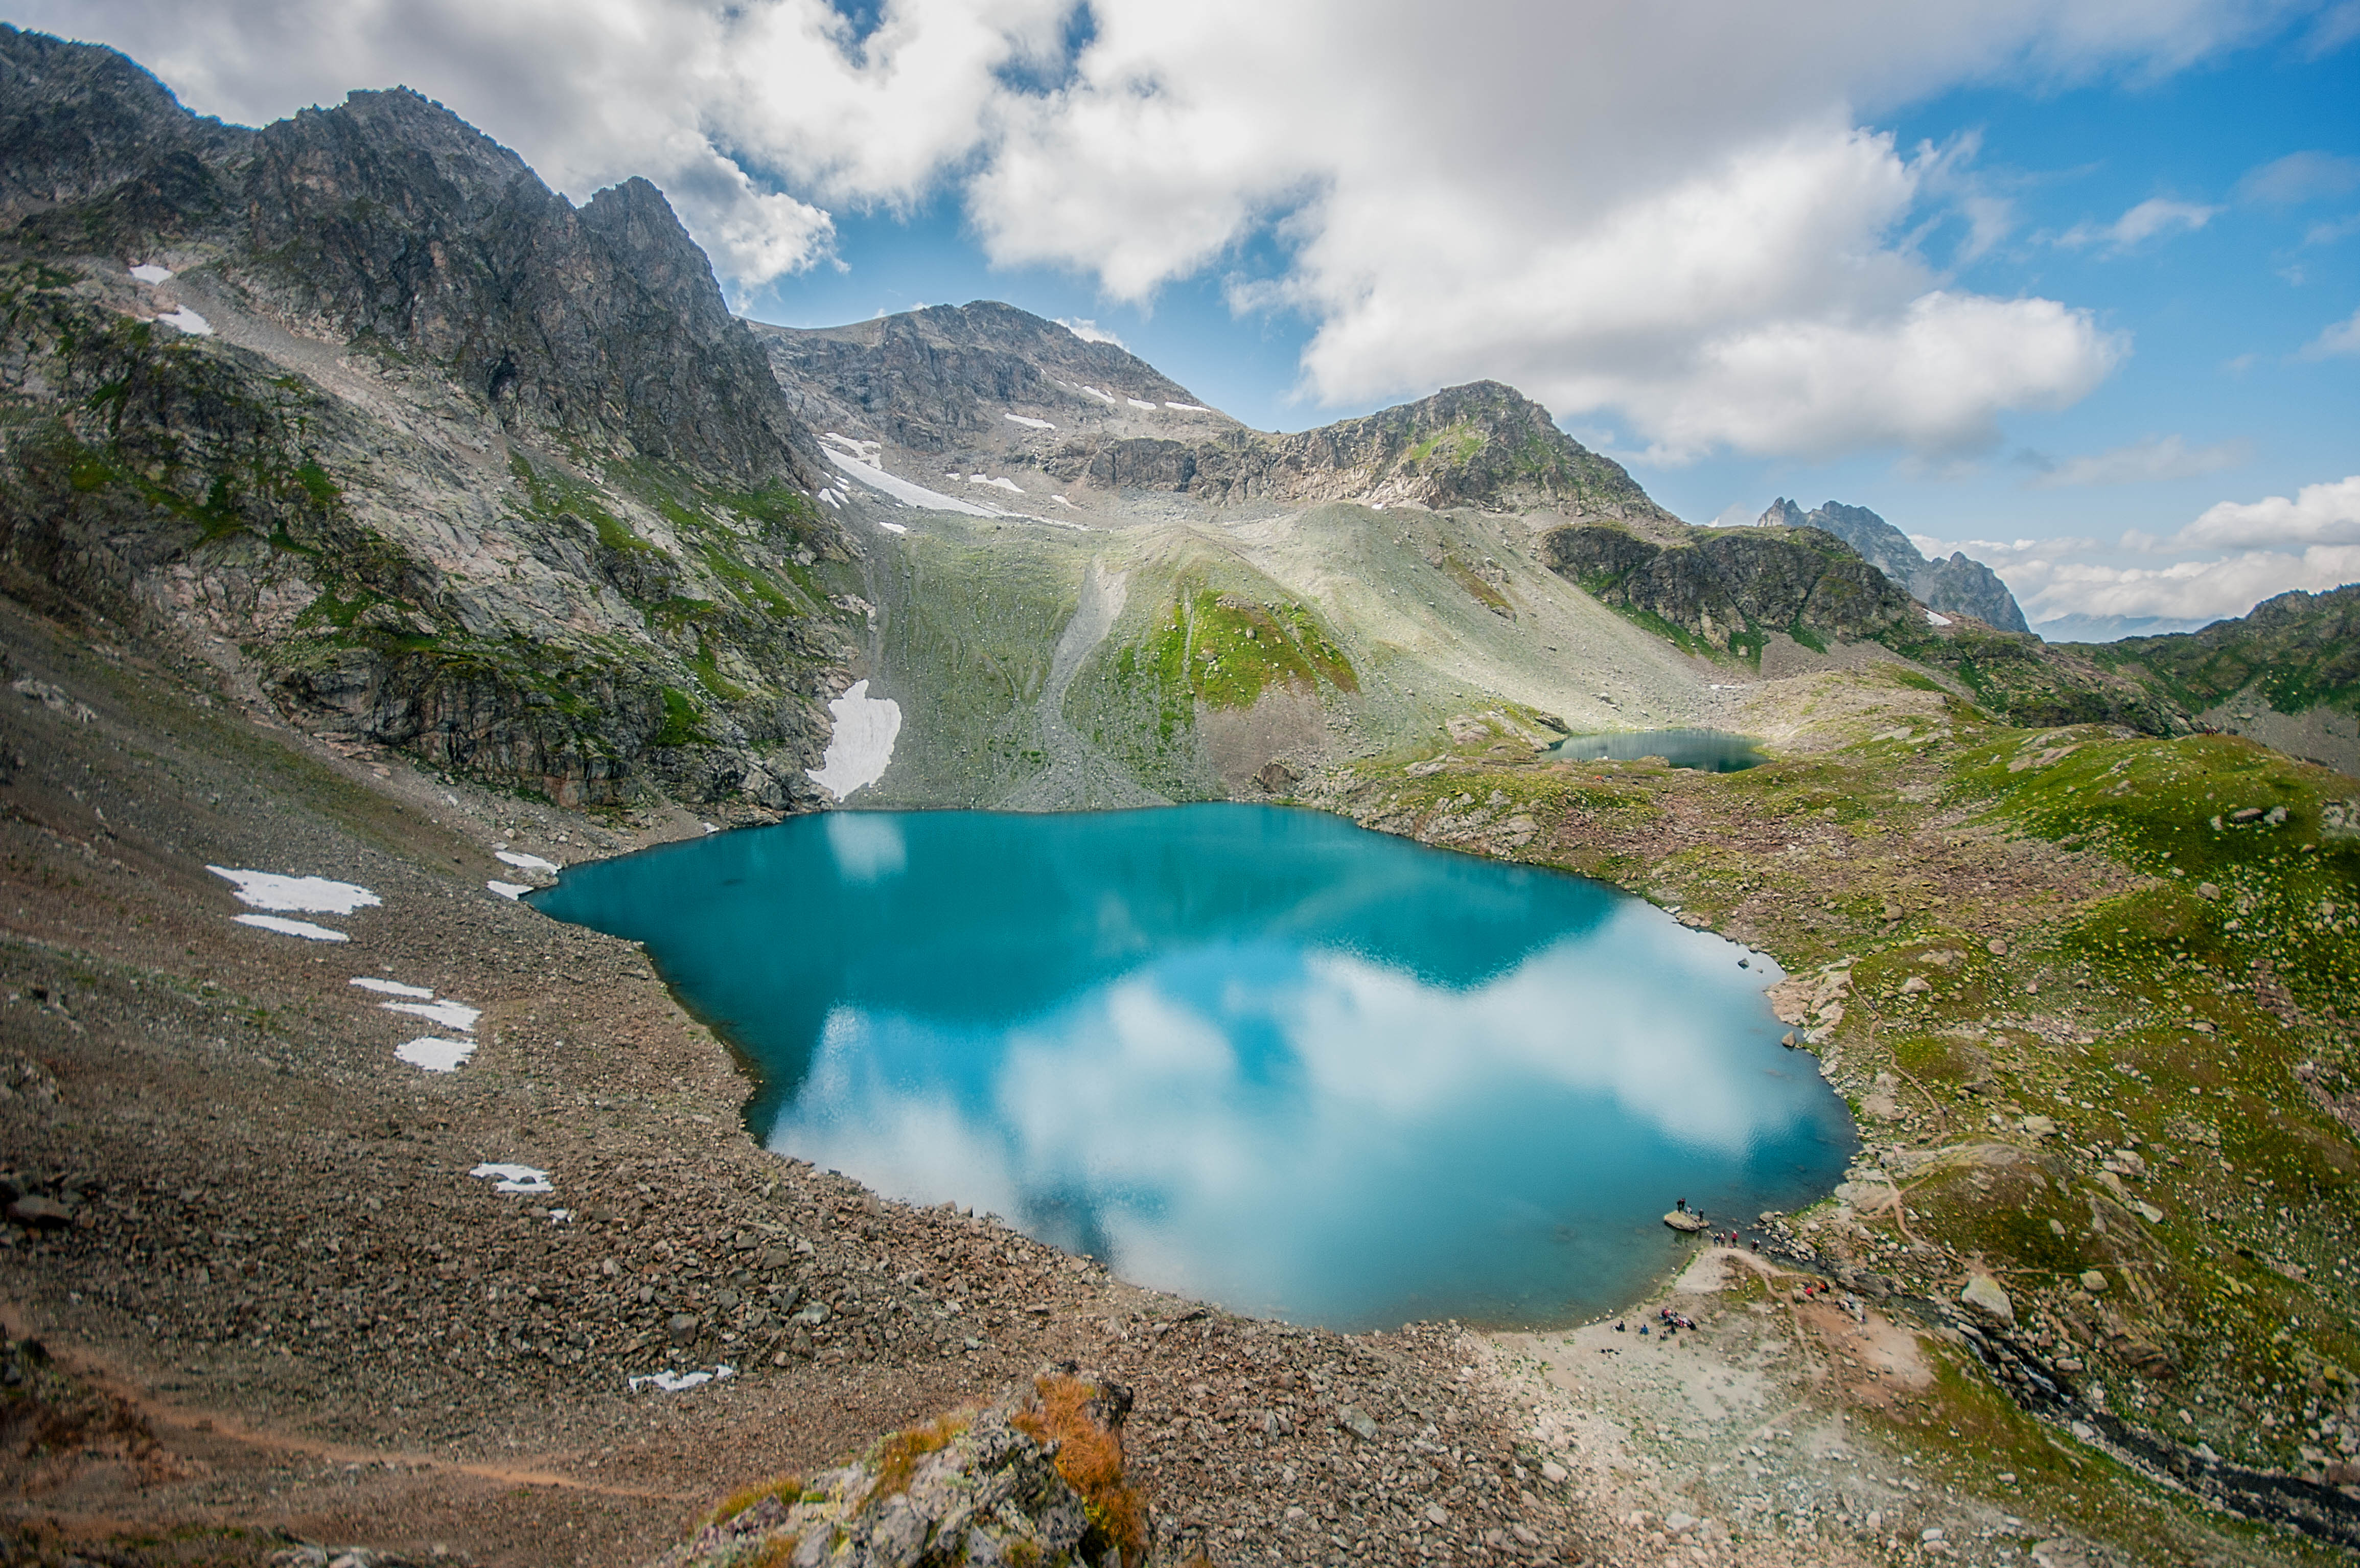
[823,445,1006,518]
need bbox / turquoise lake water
[1545,728,1766,771]
[534,805,1853,1330]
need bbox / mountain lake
[1543,727,1766,772]
[534,804,1853,1330]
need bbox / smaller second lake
[534,805,1852,1330]
[1545,728,1766,772]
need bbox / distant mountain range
[1757,499,2029,633]
[2029,611,2220,643]
[26,21,2360,808]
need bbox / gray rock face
[1760,498,2029,633]
[1539,520,1919,650]
[763,301,1675,520]
[757,301,1207,457]
[240,89,820,486]
[1208,380,1678,518]
[0,24,252,249]
[0,27,858,813]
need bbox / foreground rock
[658,1371,1148,1568]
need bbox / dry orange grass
[1011,1374,1148,1565]
[867,1412,973,1504]
[704,1474,805,1527]
[747,1534,801,1568]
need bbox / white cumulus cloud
[2298,306,2360,360]
[2057,196,2222,253]
[1055,317,1128,348]
[2024,433,2250,488]
[2170,474,2360,549]
[2002,474,2360,622]
[2020,546,2360,623]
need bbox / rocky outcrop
[660,1372,1152,1568]
[1543,518,2188,732]
[1540,520,1918,651]
[1761,498,2028,633]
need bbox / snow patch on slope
[209,867,381,914]
[807,679,901,800]
[823,441,1006,518]
[234,914,349,942]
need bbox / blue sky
[25,0,2360,629]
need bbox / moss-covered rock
[660,1374,1153,1568]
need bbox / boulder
[1960,1273,2015,1325]
[5,1192,76,1228]
[1663,1210,1706,1233]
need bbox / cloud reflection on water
[774,901,1833,1327]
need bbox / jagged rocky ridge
[768,301,1672,520]
[1543,519,2189,732]
[1761,497,2029,633]
[0,26,861,810]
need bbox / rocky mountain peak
[0,26,251,247]
[1269,379,1673,519]
[753,298,1219,460]
[0,27,222,203]
[759,302,1674,521]
[1755,497,2029,634]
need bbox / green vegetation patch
[1146,587,1358,711]
[2081,583,2360,718]
[653,685,708,748]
